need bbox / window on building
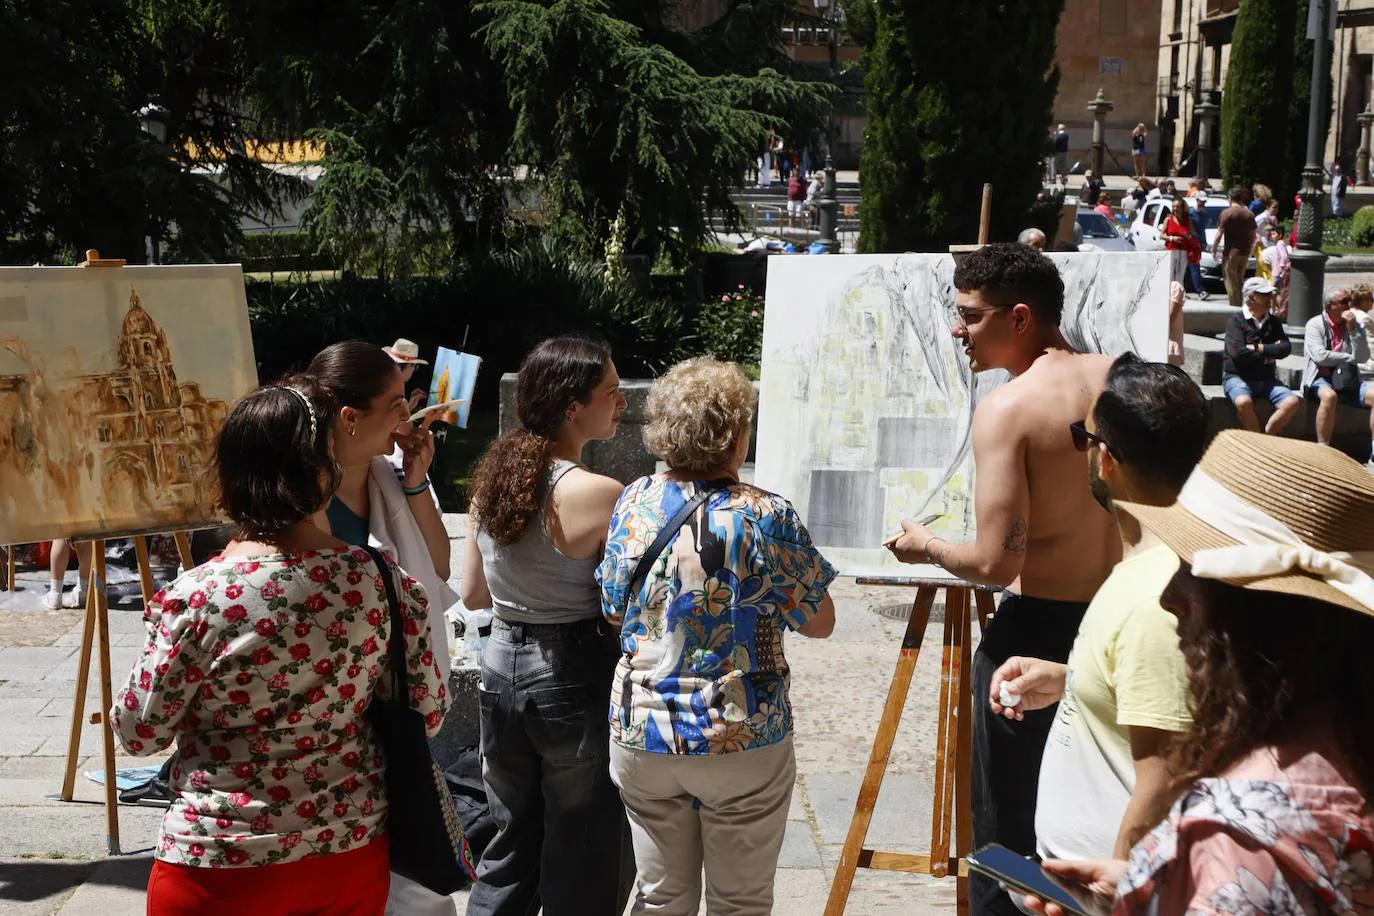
[154,420,165,438]
[97,425,112,443]
[144,392,154,409]
[177,455,188,473]
[1172,0,1183,33]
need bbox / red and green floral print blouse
[110,547,448,868]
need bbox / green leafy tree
[855,0,1065,252]
[479,0,833,262]
[1221,0,1296,191]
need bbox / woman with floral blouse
[597,357,837,914]
[111,377,448,915]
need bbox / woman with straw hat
[1021,429,1374,915]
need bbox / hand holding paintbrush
[883,513,945,561]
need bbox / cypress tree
[855,0,1065,252]
[1220,0,1296,191]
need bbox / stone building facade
[1156,0,1374,183]
[1051,0,1166,176]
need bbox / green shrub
[1349,208,1374,248]
[1324,215,1354,247]
[245,236,691,410]
[694,286,765,371]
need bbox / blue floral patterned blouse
[597,477,837,755]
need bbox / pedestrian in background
[1130,124,1148,179]
[1213,188,1257,310]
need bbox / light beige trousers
[609,736,795,916]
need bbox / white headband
[1176,469,1374,611]
[272,386,317,444]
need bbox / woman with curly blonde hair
[598,356,837,915]
[460,336,633,916]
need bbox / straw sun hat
[1116,429,1374,619]
[382,338,428,365]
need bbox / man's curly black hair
[952,242,1065,327]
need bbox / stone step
[1182,332,1306,388]
[1200,385,1372,461]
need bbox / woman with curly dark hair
[459,336,633,916]
[1022,430,1374,916]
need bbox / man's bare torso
[986,350,1119,602]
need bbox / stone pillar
[1195,101,1221,185]
[1358,108,1374,186]
[1087,88,1114,177]
[817,154,839,253]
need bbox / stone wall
[498,374,760,483]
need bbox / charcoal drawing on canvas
[754,251,1170,579]
[0,265,257,543]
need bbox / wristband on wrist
[402,479,432,497]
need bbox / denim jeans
[466,617,634,916]
[970,594,1087,916]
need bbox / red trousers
[147,836,390,915]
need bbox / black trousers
[970,593,1088,916]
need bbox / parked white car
[1127,195,1254,285]
[1075,209,1135,252]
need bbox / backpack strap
[617,479,735,618]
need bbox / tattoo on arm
[1002,518,1028,555]
[926,537,950,569]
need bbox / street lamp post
[137,104,169,265]
[1290,0,1332,327]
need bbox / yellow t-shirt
[1034,544,1192,860]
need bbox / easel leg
[823,586,938,916]
[173,532,194,572]
[974,589,995,634]
[92,549,121,854]
[4,545,14,591]
[928,587,969,878]
[133,537,156,608]
[955,596,975,916]
[61,539,100,802]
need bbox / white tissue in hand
[998,681,1021,708]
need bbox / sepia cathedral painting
[0,265,257,543]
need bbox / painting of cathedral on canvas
[0,265,257,543]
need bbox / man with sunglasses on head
[886,243,1118,916]
[988,355,1207,877]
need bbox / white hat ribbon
[1176,469,1374,612]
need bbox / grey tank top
[475,460,603,624]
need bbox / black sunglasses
[1070,421,1120,460]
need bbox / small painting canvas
[427,347,481,428]
[0,265,257,543]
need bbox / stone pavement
[0,546,970,914]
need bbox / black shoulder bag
[616,479,735,618]
[361,545,475,893]
[1324,320,1361,395]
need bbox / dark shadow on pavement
[0,857,150,902]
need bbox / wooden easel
[823,577,996,916]
[59,531,194,854]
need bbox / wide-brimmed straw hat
[382,338,428,365]
[1116,429,1374,618]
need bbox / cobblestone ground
[0,532,971,915]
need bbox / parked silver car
[1075,209,1135,252]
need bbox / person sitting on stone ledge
[598,356,836,916]
[1303,287,1374,471]
[1222,277,1301,437]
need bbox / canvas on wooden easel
[0,265,257,543]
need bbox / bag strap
[618,479,734,618]
[362,544,409,709]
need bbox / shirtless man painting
[887,243,1119,916]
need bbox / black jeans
[466,617,634,916]
[970,594,1088,916]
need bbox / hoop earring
[348,427,356,437]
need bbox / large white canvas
[754,251,1170,579]
[0,265,257,543]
